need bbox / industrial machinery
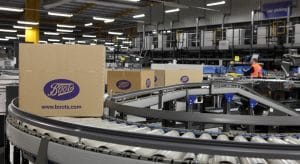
[281,49,300,78]
[5,81,300,164]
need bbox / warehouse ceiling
[0,0,176,45]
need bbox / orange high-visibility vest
[251,63,263,78]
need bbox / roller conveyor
[5,82,300,164]
[8,116,300,164]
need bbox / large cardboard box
[155,69,203,87]
[19,44,105,117]
[107,70,154,93]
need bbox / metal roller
[152,130,184,160]
[197,133,212,164]
[181,132,196,161]
[234,136,268,164]
[212,134,238,164]
[125,129,165,155]
[284,136,300,145]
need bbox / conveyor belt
[5,82,300,164]
[116,82,298,116]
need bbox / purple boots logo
[44,79,80,101]
[180,76,189,83]
[116,80,131,90]
[146,78,151,88]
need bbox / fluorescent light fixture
[17,34,25,38]
[165,8,180,13]
[90,43,97,46]
[167,30,171,33]
[0,6,23,12]
[13,25,32,30]
[84,23,93,27]
[105,42,114,45]
[133,14,145,19]
[57,24,76,28]
[108,31,123,36]
[5,36,17,40]
[196,7,220,12]
[117,37,126,40]
[77,40,86,44]
[48,11,73,17]
[0,29,17,33]
[121,46,129,49]
[206,1,226,6]
[93,16,115,23]
[52,43,62,45]
[127,0,140,2]
[62,37,75,40]
[17,20,39,25]
[0,38,9,41]
[44,32,60,36]
[152,30,157,34]
[48,39,60,42]
[123,41,132,44]
[56,29,73,33]
[39,40,48,44]
[65,42,75,45]
[104,19,115,23]
[82,34,96,38]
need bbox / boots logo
[180,76,189,83]
[44,79,80,101]
[116,80,131,90]
[146,78,151,88]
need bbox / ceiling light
[52,43,62,45]
[167,30,171,33]
[90,43,97,46]
[17,34,25,38]
[65,42,75,45]
[84,23,93,27]
[165,8,180,13]
[127,0,140,2]
[82,34,96,38]
[121,46,129,49]
[48,39,60,42]
[5,36,17,40]
[13,25,32,30]
[0,38,9,41]
[56,29,73,33]
[39,40,48,44]
[0,6,23,12]
[206,1,226,6]
[48,11,73,17]
[77,41,86,44]
[93,17,115,23]
[123,41,132,44]
[0,29,17,33]
[44,32,59,36]
[17,20,39,25]
[117,37,126,40]
[105,42,114,45]
[108,31,123,36]
[133,14,145,19]
[62,37,75,40]
[57,24,76,28]
[104,19,115,23]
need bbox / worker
[243,58,263,78]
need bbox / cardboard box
[155,69,203,87]
[19,44,105,117]
[107,70,154,93]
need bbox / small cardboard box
[155,69,203,87]
[107,70,154,93]
[19,44,105,117]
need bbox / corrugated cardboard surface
[107,70,154,94]
[155,69,203,87]
[19,44,105,117]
